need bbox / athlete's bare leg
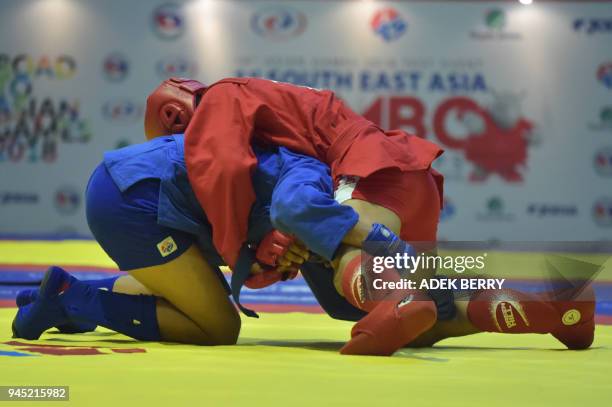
[104,273,233,345]
[128,244,241,345]
[331,199,402,293]
[112,275,152,295]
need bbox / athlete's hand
[246,233,308,289]
[245,263,299,289]
[256,230,309,268]
[276,240,310,268]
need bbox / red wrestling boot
[338,255,438,356]
[340,292,437,356]
[467,286,596,350]
[549,286,595,350]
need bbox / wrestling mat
[0,240,611,406]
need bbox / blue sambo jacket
[103,135,359,317]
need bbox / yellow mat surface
[0,309,610,407]
[1,240,611,406]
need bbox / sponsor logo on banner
[573,18,612,34]
[527,204,578,217]
[0,192,39,205]
[251,6,307,40]
[440,197,456,221]
[594,147,612,177]
[0,54,91,163]
[371,8,407,42]
[588,106,612,131]
[593,197,612,227]
[598,62,612,89]
[470,9,522,40]
[486,9,506,30]
[54,186,81,215]
[156,56,197,78]
[476,196,514,221]
[152,3,185,40]
[102,53,129,82]
[102,99,143,123]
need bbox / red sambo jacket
[184,77,443,267]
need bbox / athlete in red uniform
[146,77,442,266]
[144,77,445,355]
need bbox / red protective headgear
[144,77,206,139]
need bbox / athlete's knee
[190,306,241,345]
[213,312,241,345]
[179,317,240,346]
[192,328,239,346]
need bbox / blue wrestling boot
[15,267,161,342]
[12,266,75,340]
[13,267,160,341]
[15,289,37,307]
[14,275,119,334]
[16,288,96,333]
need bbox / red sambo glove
[244,230,299,289]
[256,229,295,267]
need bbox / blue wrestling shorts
[86,163,195,271]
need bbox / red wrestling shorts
[334,168,444,242]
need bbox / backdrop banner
[0,0,611,243]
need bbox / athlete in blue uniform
[11,135,376,345]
